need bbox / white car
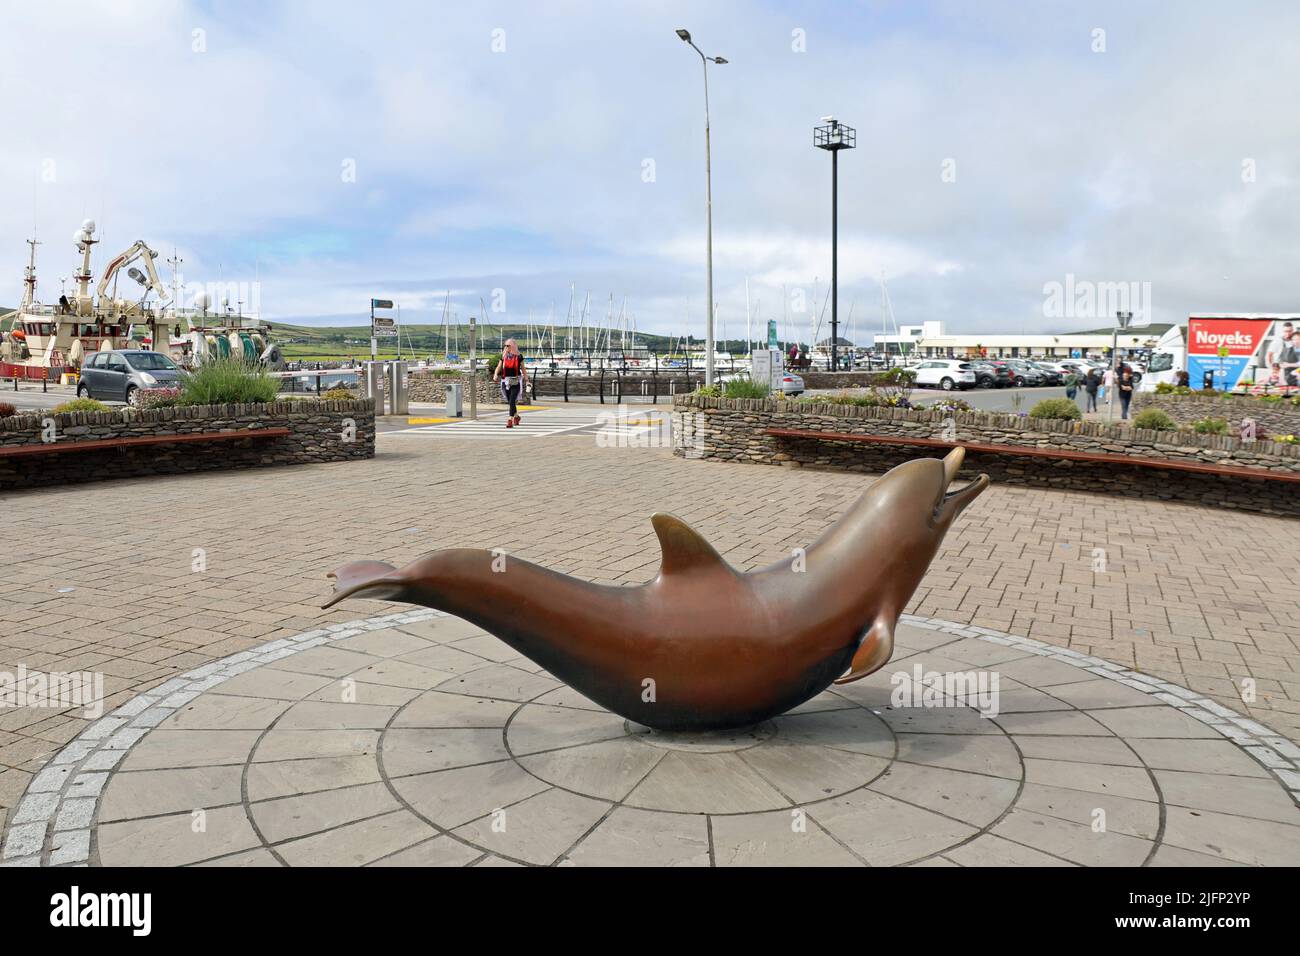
[910,360,977,391]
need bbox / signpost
[370,298,395,361]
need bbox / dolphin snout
[936,447,989,523]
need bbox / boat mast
[74,223,97,315]
[21,237,40,309]
[167,249,184,325]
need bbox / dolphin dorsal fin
[651,513,729,576]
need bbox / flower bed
[1132,389,1300,436]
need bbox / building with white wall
[872,321,1173,359]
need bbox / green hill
[268,320,715,360]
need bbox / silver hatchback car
[77,350,184,406]
[779,371,805,396]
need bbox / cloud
[1,0,1298,340]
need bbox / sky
[1,0,1298,343]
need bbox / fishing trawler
[0,221,281,381]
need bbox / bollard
[365,361,386,414]
[389,360,409,415]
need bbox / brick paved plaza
[2,407,1299,865]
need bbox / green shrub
[799,390,881,408]
[722,377,770,399]
[693,384,723,397]
[51,398,110,414]
[178,358,280,406]
[1029,398,1082,420]
[0,402,15,418]
[323,387,354,400]
[1132,408,1176,431]
[1193,416,1229,434]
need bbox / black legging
[1119,389,1132,419]
[504,382,521,417]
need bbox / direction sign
[371,299,394,309]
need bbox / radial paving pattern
[5,612,1299,867]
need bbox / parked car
[77,350,184,406]
[1029,361,1063,385]
[970,362,1013,388]
[985,360,1033,387]
[779,372,804,396]
[911,360,976,391]
[1003,360,1046,386]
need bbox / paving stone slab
[8,614,1299,867]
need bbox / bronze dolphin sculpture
[324,447,988,731]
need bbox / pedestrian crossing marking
[386,407,604,439]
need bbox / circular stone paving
[4,610,1299,867]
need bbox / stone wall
[405,371,500,406]
[1132,391,1300,436]
[671,395,1300,516]
[0,399,375,491]
[799,370,886,389]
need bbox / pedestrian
[494,338,528,428]
[1064,368,1079,402]
[1084,369,1099,412]
[1102,365,1115,404]
[1118,367,1134,420]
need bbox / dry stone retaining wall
[0,399,375,491]
[671,395,1300,516]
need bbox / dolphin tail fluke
[323,560,405,609]
[833,617,895,684]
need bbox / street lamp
[814,117,856,372]
[1109,310,1133,421]
[676,27,727,386]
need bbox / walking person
[1102,365,1115,406]
[1118,367,1135,420]
[1084,368,1100,412]
[1064,368,1079,405]
[494,338,528,429]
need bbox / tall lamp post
[1109,310,1133,421]
[676,28,727,387]
[814,117,856,372]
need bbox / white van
[1137,326,1186,392]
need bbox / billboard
[1187,315,1300,390]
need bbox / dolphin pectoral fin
[323,560,403,609]
[833,617,896,685]
[651,513,731,576]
